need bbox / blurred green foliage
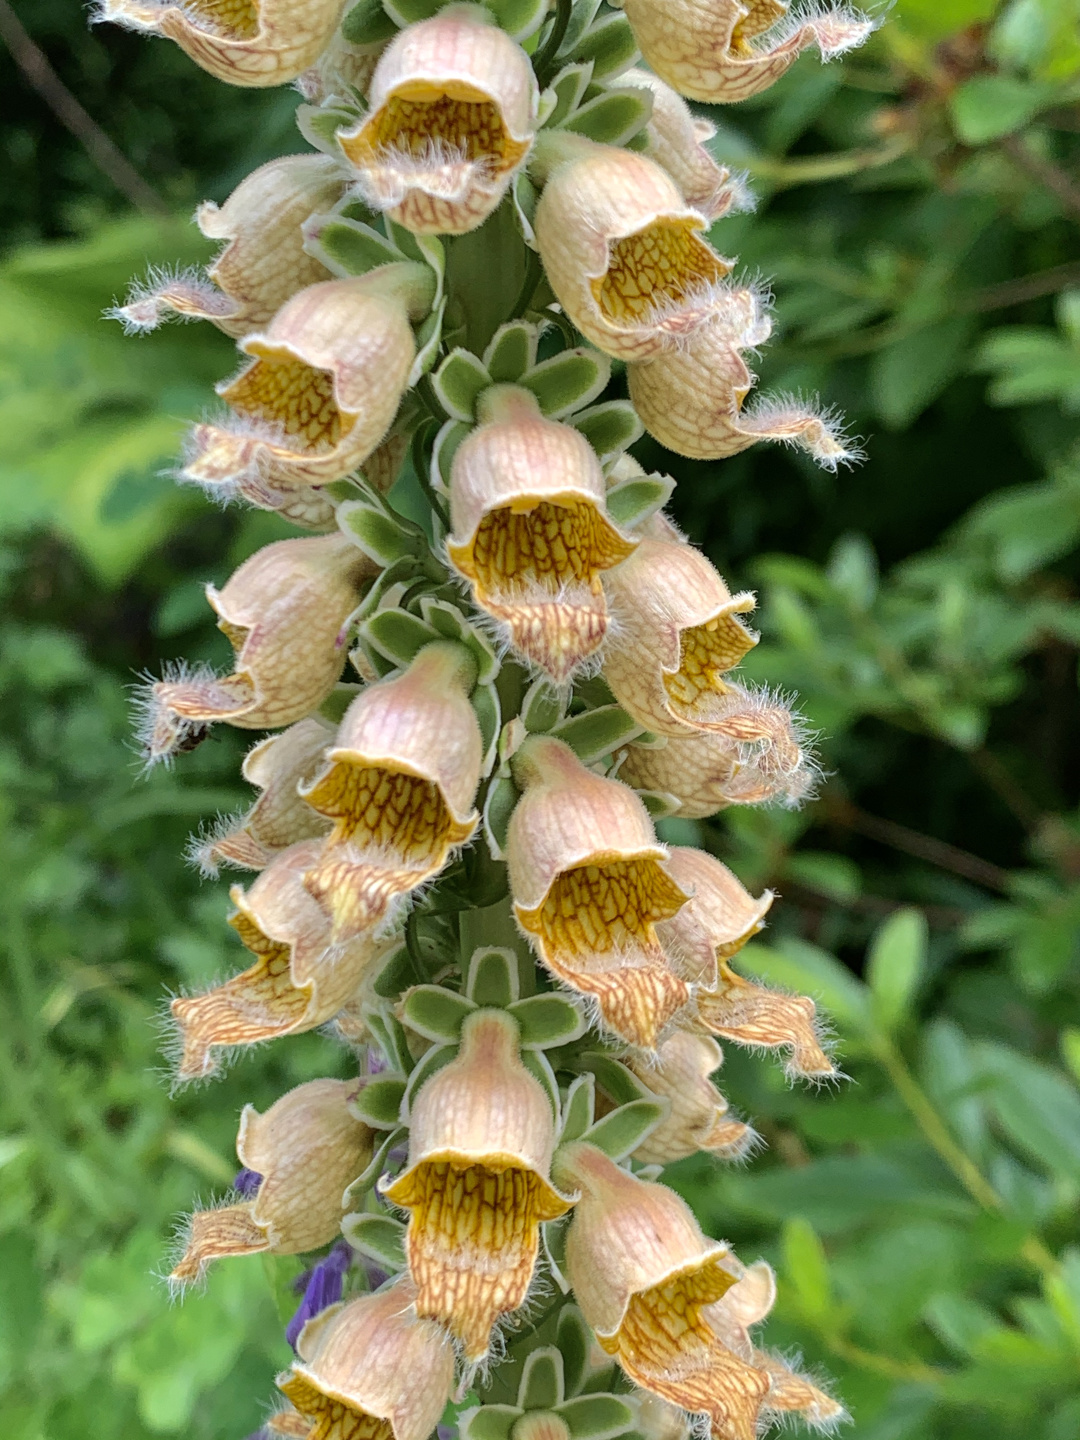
[2,0,1080,1437]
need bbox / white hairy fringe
[177,405,292,502]
[160,1187,254,1300]
[184,810,250,877]
[155,983,258,1092]
[635,275,774,353]
[104,264,224,334]
[739,392,866,471]
[759,1347,851,1432]
[353,139,496,209]
[763,2,879,57]
[129,660,217,771]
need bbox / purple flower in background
[233,1167,263,1197]
[285,1241,352,1350]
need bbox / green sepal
[556,1306,592,1398]
[365,1005,416,1073]
[342,0,401,43]
[635,789,681,819]
[554,0,602,55]
[520,347,611,419]
[383,0,444,24]
[434,347,493,421]
[578,1100,667,1161]
[431,417,473,494]
[352,638,398,681]
[361,608,441,668]
[522,1046,561,1116]
[484,321,538,383]
[570,401,644,460]
[556,1396,636,1440]
[304,214,406,279]
[512,171,540,248]
[338,498,433,568]
[411,296,447,384]
[519,1347,565,1411]
[576,1052,654,1106]
[564,14,639,80]
[462,1407,522,1440]
[473,680,502,777]
[508,993,586,1049]
[297,101,363,155]
[466,946,520,1007]
[348,1076,408,1130]
[550,705,645,764]
[483,772,520,860]
[371,944,417,1000]
[543,1215,571,1292]
[341,1212,408,1273]
[522,677,566,733]
[558,1073,596,1146]
[403,1041,458,1111]
[420,597,500,683]
[485,0,548,41]
[542,63,595,130]
[402,984,478,1043]
[605,472,675,530]
[342,1125,408,1207]
[318,683,362,726]
[578,1367,623,1398]
[560,88,651,148]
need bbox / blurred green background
[2,1,1080,1436]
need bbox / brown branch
[822,794,1013,894]
[0,0,167,215]
[999,132,1080,228]
[964,260,1080,313]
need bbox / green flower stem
[532,0,573,88]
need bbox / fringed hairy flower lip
[627,301,861,468]
[555,1142,769,1440]
[170,839,384,1080]
[111,155,344,338]
[628,1031,756,1164]
[617,0,875,105]
[170,1079,372,1286]
[299,642,483,944]
[383,1009,573,1361]
[533,140,734,362]
[95,0,348,88]
[447,387,637,683]
[508,737,690,1049]
[602,533,759,738]
[336,7,538,235]
[278,1279,455,1440]
[182,269,429,503]
[139,535,372,766]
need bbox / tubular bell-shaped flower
[192,717,334,874]
[554,1142,769,1440]
[508,737,690,1048]
[183,267,431,506]
[112,155,344,338]
[337,7,539,235]
[278,1279,455,1440]
[447,387,637,682]
[659,847,835,1079]
[170,839,383,1079]
[627,307,858,468]
[628,1031,756,1163]
[602,531,758,737]
[383,1009,573,1361]
[96,0,347,88]
[617,0,874,106]
[139,535,372,766]
[533,140,734,361]
[299,642,483,942]
[171,1079,372,1285]
[622,71,753,220]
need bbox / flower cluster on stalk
[102,0,878,1436]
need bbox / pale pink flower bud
[138,535,371,765]
[660,847,835,1080]
[299,26,388,102]
[111,156,344,338]
[554,1142,769,1440]
[337,7,539,235]
[628,1031,756,1163]
[447,387,637,682]
[95,0,347,88]
[278,1280,455,1440]
[300,642,483,943]
[627,309,859,468]
[170,1078,372,1285]
[533,140,734,362]
[622,71,753,220]
[170,839,384,1079]
[192,717,334,875]
[508,737,690,1049]
[602,534,758,737]
[183,269,431,504]
[618,0,874,105]
[384,1009,573,1360]
[617,686,819,816]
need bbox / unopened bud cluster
[104,0,877,1436]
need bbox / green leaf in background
[740,939,873,1035]
[870,318,977,429]
[782,1216,833,1324]
[867,907,928,1032]
[949,75,1054,145]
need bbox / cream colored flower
[96,0,347,88]
[602,533,758,737]
[278,1280,455,1440]
[183,268,431,505]
[337,7,538,234]
[447,387,637,682]
[619,0,874,105]
[383,1009,573,1361]
[138,535,372,766]
[170,839,382,1079]
[300,642,483,943]
[170,1079,372,1285]
[534,141,734,361]
[112,155,344,338]
[508,737,690,1049]
[628,1031,755,1163]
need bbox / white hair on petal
[128,660,218,771]
[765,2,879,58]
[104,264,233,334]
[738,391,866,471]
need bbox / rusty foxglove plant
[103,0,873,1432]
